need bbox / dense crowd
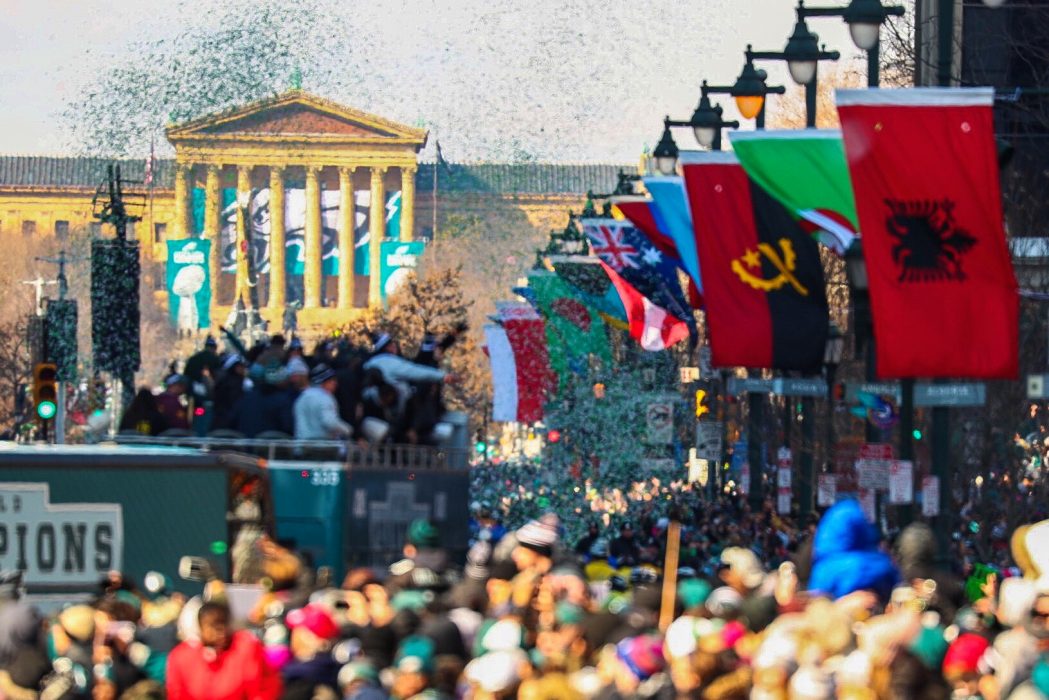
[118,327,464,445]
[2,497,1049,700]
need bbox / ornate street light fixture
[652,118,680,175]
[731,55,770,121]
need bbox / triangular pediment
[166,90,427,145]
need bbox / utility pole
[22,277,58,316]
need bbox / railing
[112,435,469,470]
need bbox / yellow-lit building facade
[0,91,630,331]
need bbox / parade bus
[0,436,470,597]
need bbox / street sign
[1029,374,1049,400]
[856,446,893,491]
[727,377,775,394]
[696,422,723,461]
[645,402,674,445]
[817,474,837,506]
[726,377,826,396]
[914,383,986,407]
[888,460,914,504]
[845,382,901,403]
[921,476,940,517]
[778,378,827,397]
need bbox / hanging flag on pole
[493,301,554,422]
[680,152,828,371]
[547,255,627,325]
[730,129,857,255]
[837,87,1018,379]
[612,195,704,309]
[527,271,612,382]
[643,177,703,296]
[581,218,695,350]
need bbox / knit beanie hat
[407,519,441,549]
[516,518,558,557]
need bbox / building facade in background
[0,91,630,330]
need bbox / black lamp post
[795,0,905,88]
[652,119,680,176]
[729,56,788,130]
[817,323,845,511]
[748,22,840,128]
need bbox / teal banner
[355,190,402,276]
[166,238,212,331]
[380,240,425,304]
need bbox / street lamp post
[746,37,840,128]
[817,324,846,515]
[795,0,906,88]
[728,57,788,130]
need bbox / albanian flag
[681,152,828,371]
[837,88,1018,379]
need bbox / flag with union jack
[582,218,695,350]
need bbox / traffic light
[474,430,486,455]
[912,429,923,440]
[695,389,710,418]
[32,363,58,421]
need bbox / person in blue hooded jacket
[808,499,900,603]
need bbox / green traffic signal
[912,429,923,440]
[36,401,57,420]
[475,441,486,454]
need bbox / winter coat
[166,631,282,700]
[293,387,352,440]
[234,386,295,438]
[808,499,899,603]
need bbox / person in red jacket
[166,601,282,700]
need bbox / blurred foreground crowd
[3,499,1049,700]
[119,327,464,445]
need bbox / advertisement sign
[888,460,914,504]
[380,241,426,303]
[166,238,211,331]
[0,483,122,586]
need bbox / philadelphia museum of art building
[0,91,629,329]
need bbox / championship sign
[380,241,426,303]
[0,483,123,586]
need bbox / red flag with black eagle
[680,152,828,371]
[837,88,1018,379]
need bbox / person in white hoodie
[293,363,353,440]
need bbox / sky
[0,0,862,162]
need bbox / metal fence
[112,435,469,470]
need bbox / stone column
[368,166,387,308]
[235,165,252,306]
[337,166,356,310]
[304,165,323,309]
[173,163,192,238]
[204,164,222,312]
[267,165,286,311]
[400,165,416,242]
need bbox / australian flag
[581,218,696,350]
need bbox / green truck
[0,439,470,596]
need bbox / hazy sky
[0,0,862,162]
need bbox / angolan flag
[730,129,857,256]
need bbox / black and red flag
[837,88,1018,379]
[681,152,828,371]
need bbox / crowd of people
[2,497,1049,700]
[118,326,464,445]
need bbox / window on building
[154,222,167,243]
[54,220,70,241]
[89,222,102,237]
[22,220,36,236]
